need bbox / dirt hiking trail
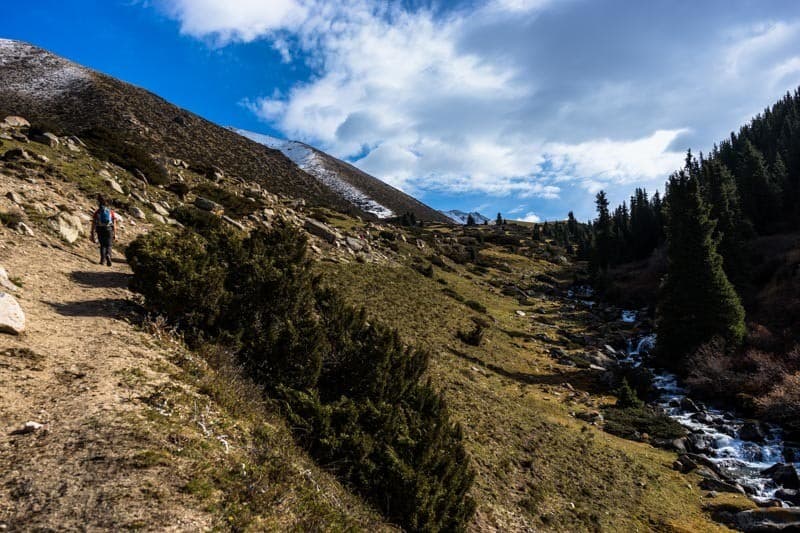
[0,232,213,531]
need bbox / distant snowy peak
[442,210,490,225]
[235,128,395,219]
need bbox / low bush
[81,127,170,185]
[465,300,487,314]
[441,288,464,302]
[603,405,686,441]
[126,221,476,531]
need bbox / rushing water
[624,332,798,504]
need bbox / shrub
[412,262,434,278]
[603,405,686,441]
[465,300,487,314]
[126,222,476,531]
[441,288,464,302]
[0,210,23,227]
[457,323,485,346]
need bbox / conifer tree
[466,213,476,226]
[592,191,613,272]
[655,171,745,370]
[736,139,780,233]
[496,212,504,226]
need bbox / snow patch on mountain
[442,210,490,225]
[235,129,395,219]
[0,39,90,99]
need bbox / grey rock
[775,489,800,506]
[48,212,84,243]
[151,213,166,224]
[0,292,25,335]
[0,266,20,292]
[2,116,29,128]
[735,508,800,532]
[2,148,30,161]
[222,215,244,231]
[739,421,767,443]
[345,236,364,251]
[762,463,799,490]
[105,178,124,195]
[13,222,34,237]
[699,477,745,494]
[9,421,43,435]
[30,132,59,147]
[150,202,169,217]
[194,196,221,212]
[304,218,338,243]
[5,191,24,205]
[130,207,146,220]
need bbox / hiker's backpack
[98,207,113,226]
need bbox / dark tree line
[583,86,800,368]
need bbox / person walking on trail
[90,195,116,266]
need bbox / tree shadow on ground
[447,346,607,394]
[45,298,138,318]
[69,270,131,289]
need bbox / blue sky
[5,1,800,221]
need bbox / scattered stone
[0,266,20,292]
[30,132,59,147]
[762,463,799,490]
[130,206,146,220]
[2,148,30,161]
[49,212,84,243]
[5,191,24,205]
[14,222,34,237]
[150,201,169,217]
[515,310,526,317]
[98,169,112,179]
[194,196,222,213]
[9,421,42,435]
[345,236,363,251]
[735,508,800,532]
[679,397,700,413]
[699,477,745,494]
[222,215,244,231]
[105,177,124,195]
[2,116,30,128]
[0,292,25,335]
[151,213,166,224]
[304,218,338,243]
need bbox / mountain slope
[235,129,449,222]
[0,38,446,222]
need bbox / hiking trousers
[97,226,113,263]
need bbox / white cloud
[156,1,800,211]
[519,212,541,223]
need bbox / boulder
[151,213,166,224]
[680,397,701,413]
[0,292,25,334]
[130,206,146,220]
[30,132,59,147]
[762,463,799,490]
[105,178,124,195]
[49,212,84,243]
[735,508,800,532]
[194,196,222,213]
[2,147,30,161]
[739,421,767,443]
[2,116,29,128]
[304,218,338,243]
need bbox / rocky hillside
[0,39,446,223]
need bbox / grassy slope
[318,232,751,532]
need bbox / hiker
[90,195,116,266]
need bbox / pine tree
[735,139,781,233]
[655,171,745,370]
[496,212,504,226]
[592,191,613,272]
[466,214,476,226]
[699,158,751,287]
